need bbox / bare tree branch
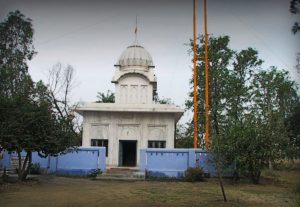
[47,63,77,118]
[46,63,82,136]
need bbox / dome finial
[134,15,138,45]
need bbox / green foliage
[285,104,300,158]
[96,90,115,103]
[184,167,204,182]
[175,123,194,148]
[186,35,237,148]
[96,90,173,104]
[184,35,300,183]
[153,95,173,104]
[87,169,102,178]
[0,10,36,98]
[0,11,78,181]
[290,0,300,34]
[156,97,173,104]
[29,163,41,175]
[296,183,300,207]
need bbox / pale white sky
[0,0,299,123]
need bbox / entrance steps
[0,156,25,176]
[96,167,145,181]
[0,166,17,176]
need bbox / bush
[29,163,41,175]
[87,169,102,178]
[184,167,205,182]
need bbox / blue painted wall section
[1,147,106,176]
[54,147,106,176]
[140,148,233,178]
[0,150,11,168]
[32,152,49,173]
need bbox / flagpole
[193,0,198,149]
[204,0,209,150]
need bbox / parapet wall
[0,147,106,176]
[140,148,233,178]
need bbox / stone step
[0,168,17,175]
[101,171,144,178]
[107,167,139,172]
[95,176,144,181]
[96,168,145,181]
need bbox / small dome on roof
[117,40,154,67]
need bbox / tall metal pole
[193,0,198,149]
[204,0,209,150]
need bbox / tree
[285,104,300,158]
[290,1,300,78]
[0,81,77,180]
[290,0,300,34]
[186,35,235,148]
[0,11,77,180]
[0,11,36,179]
[296,53,300,73]
[218,46,263,183]
[185,35,299,183]
[251,68,299,162]
[47,63,82,144]
[0,10,35,98]
[96,90,115,103]
[175,123,194,148]
[155,96,173,104]
[47,63,77,118]
[240,68,298,182]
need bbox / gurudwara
[76,39,183,168]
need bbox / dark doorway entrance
[119,140,137,167]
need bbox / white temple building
[76,40,184,168]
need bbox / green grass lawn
[0,162,299,207]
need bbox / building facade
[76,40,184,168]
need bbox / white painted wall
[82,111,175,167]
[115,74,154,104]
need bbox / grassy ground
[0,162,299,207]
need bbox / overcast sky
[0,0,299,122]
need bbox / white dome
[117,41,154,67]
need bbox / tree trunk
[249,161,261,184]
[212,101,227,202]
[22,151,32,180]
[215,136,227,202]
[17,150,22,180]
[268,159,273,170]
[17,150,31,181]
[251,170,261,184]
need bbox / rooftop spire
[133,15,139,45]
